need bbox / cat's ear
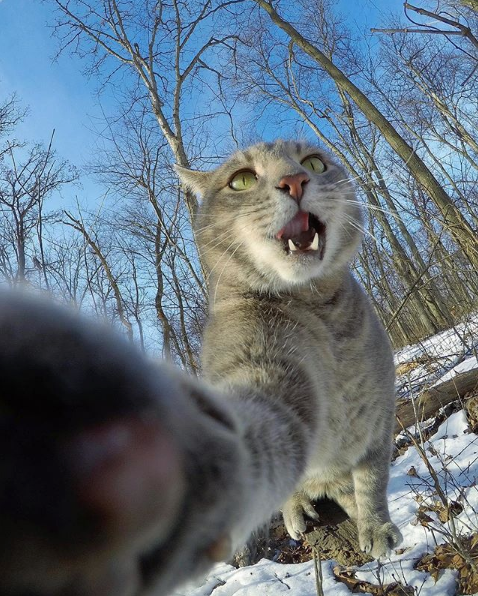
[175,165,211,198]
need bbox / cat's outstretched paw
[0,292,245,596]
[357,520,403,559]
[282,492,319,540]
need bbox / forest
[0,0,477,369]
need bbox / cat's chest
[282,299,377,424]
[282,299,368,381]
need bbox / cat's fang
[288,239,298,252]
[310,232,319,251]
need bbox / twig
[312,545,325,596]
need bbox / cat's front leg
[0,292,246,596]
[282,477,359,541]
[282,490,320,540]
[352,448,402,559]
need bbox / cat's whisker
[341,214,380,244]
[336,215,357,242]
[205,245,237,283]
[196,211,259,223]
[194,212,256,233]
[201,237,240,259]
[334,198,396,217]
[195,215,258,248]
[195,214,270,246]
[200,223,252,258]
[196,207,268,222]
[329,196,411,220]
[198,228,238,253]
[333,170,394,188]
[332,175,359,186]
[332,172,374,187]
[204,228,250,282]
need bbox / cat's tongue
[276,211,309,240]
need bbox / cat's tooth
[311,232,319,251]
[288,239,298,252]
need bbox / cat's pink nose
[277,173,310,202]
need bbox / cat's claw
[357,521,403,559]
[282,492,320,541]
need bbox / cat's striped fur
[180,139,401,554]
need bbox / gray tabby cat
[0,139,401,596]
[178,139,402,553]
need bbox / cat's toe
[358,521,402,559]
[283,509,305,541]
[282,493,319,540]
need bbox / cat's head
[177,140,362,291]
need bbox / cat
[0,139,401,596]
[179,139,402,551]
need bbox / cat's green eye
[229,170,257,191]
[301,156,326,174]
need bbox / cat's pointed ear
[175,165,211,198]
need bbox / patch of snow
[173,559,352,596]
[433,355,478,385]
[395,313,478,399]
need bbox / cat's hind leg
[352,447,402,558]
[327,476,359,521]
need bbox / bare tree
[45,0,250,365]
[0,130,78,287]
[372,1,478,58]
[0,95,25,149]
[49,0,243,222]
[84,106,205,369]
[63,211,135,341]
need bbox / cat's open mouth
[276,211,326,258]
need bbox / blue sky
[0,0,105,204]
[0,1,102,158]
[0,0,405,206]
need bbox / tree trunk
[395,368,478,432]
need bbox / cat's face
[177,140,362,290]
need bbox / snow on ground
[173,559,352,596]
[175,410,478,596]
[436,355,478,385]
[358,410,478,595]
[172,320,478,596]
[394,312,478,399]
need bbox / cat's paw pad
[358,521,402,559]
[282,493,319,541]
